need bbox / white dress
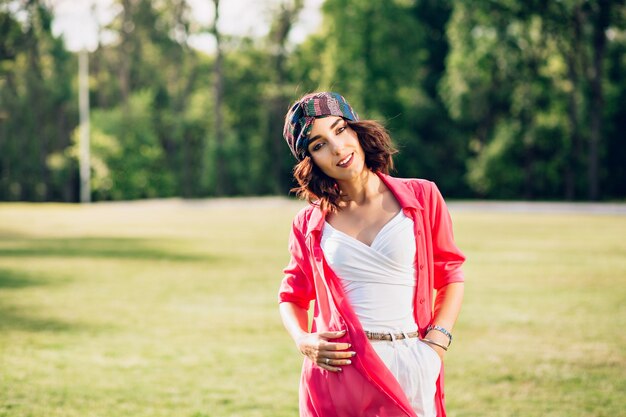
[321,211,441,417]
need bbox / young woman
[278,92,465,417]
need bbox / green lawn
[0,199,624,417]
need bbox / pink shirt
[279,172,466,417]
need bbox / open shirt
[279,172,466,417]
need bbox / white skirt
[370,337,441,417]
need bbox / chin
[334,164,367,181]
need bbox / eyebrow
[308,118,344,143]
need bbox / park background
[1,1,626,417]
[2,0,626,202]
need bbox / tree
[441,0,625,199]
[209,0,227,195]
[88,0,211,199]
[82,90,175,200]
[266,0,304,194]
[290,0,468,195]
[0,1,77,201]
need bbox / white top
[320,211,417,333]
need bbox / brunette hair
[291,119,398,212]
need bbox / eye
[337,125,346,134]
[312,142,324,151]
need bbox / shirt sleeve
[278,217,316,310]
[427,181,466,290]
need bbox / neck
[336,170,380,207]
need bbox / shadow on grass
[0,305,96,333]
[0,268,56,289]
[0,268,104,333]
[0,237,223,262]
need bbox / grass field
[0,198,625,417]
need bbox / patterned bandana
[283,92,359,160]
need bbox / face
[306,116,367,181]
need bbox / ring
[325,358,330,365]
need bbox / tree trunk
[211,0,227,196]
[268,0,304,194]
[564,56,580,201]
[91,3,108,108]
[26,3,46,201]
[587,0,610,200]
[119,0,132,106]
[169,0,196,197]
[563,7,583,200]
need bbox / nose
[329,136,344,155]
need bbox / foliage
[442,0,626,199]
[291,0,469,195]
[67,90,176,200]
[0,0,625,201]
[0,1,77,201]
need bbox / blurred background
[1,0,625,203]
[2,2,626,416]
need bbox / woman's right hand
[296,330,356,372]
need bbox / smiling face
[306,116,367,182]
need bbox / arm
[279,301,354,372]
[278,218,353,372]
[425,282,464,360]
[278,301,309,343]
[424,181,466,360]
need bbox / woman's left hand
[424,330,448,362]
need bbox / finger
[320,341,351,351]
[316,358,346,372]
[327,358,353,366]
[317,355,353,366]
[318,363,343,372]
[320,350,356,359]
[319,330,346,339]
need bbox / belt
[364,330,420,341]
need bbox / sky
[49,0,324,53]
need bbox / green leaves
[1,0,624,201]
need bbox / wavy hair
[291,119,398,212]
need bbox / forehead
[309,116,343,136]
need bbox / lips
[336,153,354,168]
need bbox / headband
[283,92,359,160]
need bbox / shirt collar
[305,172,423,238]
[376,172,423,211]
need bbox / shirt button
[419,298,425,304]
[417,230,422,236]
[419,264,424,270]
